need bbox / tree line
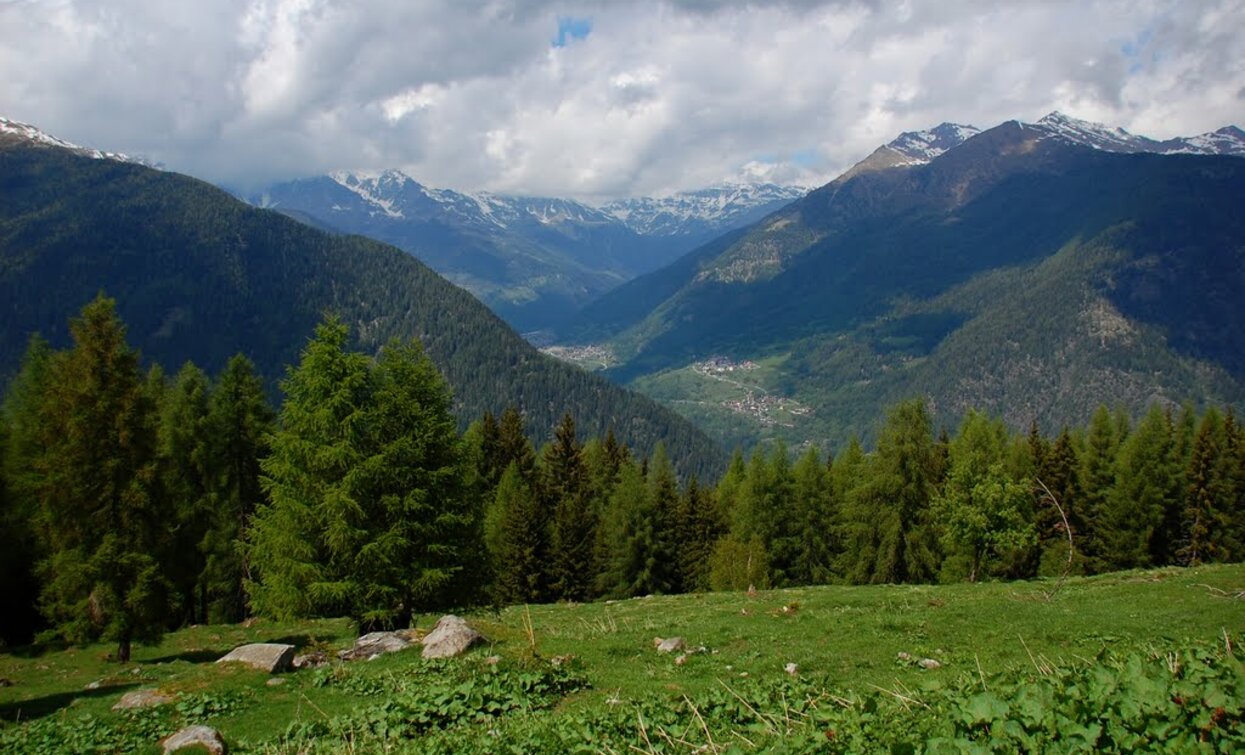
[2,296,1243,660]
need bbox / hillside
[565,115,1245,448]
[253,173,804,333]
[1,565,1241,751]
[0,132,724,476]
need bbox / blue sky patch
[553,16,592,47]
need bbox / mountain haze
[0,123,724,476]
[252,172,804,333]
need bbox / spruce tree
[1079,405,1120,572]
[595,459,652,598]
[199,354,273,623]
[32,296,172,662]
[1035,428,1084,576]
[1098,405,1178,570]
[1178,410,1230,566]
[158,362,213,625]
[493,462,545,604]
[496,406,537,484]
[544,413,595,601]
[790,447,835,585]
[646,445,681,594]
[675,476,723,593]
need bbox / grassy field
[2,564,1242,752]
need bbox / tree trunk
[117,636,132,663]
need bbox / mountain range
[0,118,725,476]
[250,172,804,333]
[565,112,1245,448]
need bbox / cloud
[0,0,1241,199]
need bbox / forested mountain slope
[570,117,1245,448]
[0,136,724,475]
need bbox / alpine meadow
[2,1,1245,752]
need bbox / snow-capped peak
[0,116,152,166]
[1027,111,1245,157]
[886,122,982,163]
[599,183,808,237]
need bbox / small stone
[292,651,328,670]
[217,643,295,673]
[655,637,686,654]
[551,654,574,667]
[113,688,175,710]
[918,658,942,670]
[785,662,799,676]
[85,681,101,690]
[162,725,227,754]
[897,652,912,661]
[265,678,286,687]
[484,655,502,665]
[674,654,687,666]
[338,631,416,662]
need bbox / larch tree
[32,295,173,662]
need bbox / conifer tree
[199,354,273,623]
[1098,405,1178,570]
[790,447,836,585]
[595,459,653,598]
[1178,410,1230,566]
[544,413,595,601]
[841,399,941,584]
[493,462,545,604]
[0,336,53,645]
[248,319,475,629]
[32,296,172,662]
[646,444,682,594]
[158,362,213,625]
[1078,405,1120,572]
[675,476,723,592]
[496,406,536,484]
[1035,428,1084,575]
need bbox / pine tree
[595,460,652,598]
[1098,405,1178,570]
[1035,428,1084,576]
[495,406,536,484]
[32,296,172,662]
[544,413,595,601]
[199,354,273,623]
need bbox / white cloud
[0,0,1241,198]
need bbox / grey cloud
[0,0,1241,198]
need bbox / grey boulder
[163,725,227,754]
[216,643,295,673]
[421,615,484,659]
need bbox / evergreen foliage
[246,318,475,629]
[29,295,173,662]
[543,414,595,602]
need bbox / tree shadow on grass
[0,682,139,723]
[139,649,224,665]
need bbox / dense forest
[3,297,1242,661]
[0,141,723,478]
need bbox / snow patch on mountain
[600,183,808,237]
[1027,112,1245,157]
[887,122,982,163]
[0,116,153,166]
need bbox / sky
[1,0,1242,200]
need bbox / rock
[655,637,686,654]
[484,655,502,665]
[897,652,912,661]
[918,658,942,670]
[0,678,13,687]
[216,643,295,673]
[292,651,328,670]
[85,681,101,690]
[113,688,175,710]
[265,677,286,687]
[338,630,418,662]
[421,615,484,659]
[674,654,688,666]
[162,725,227,754]
[785,662,799,676]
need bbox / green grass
[2,565,1243,752]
